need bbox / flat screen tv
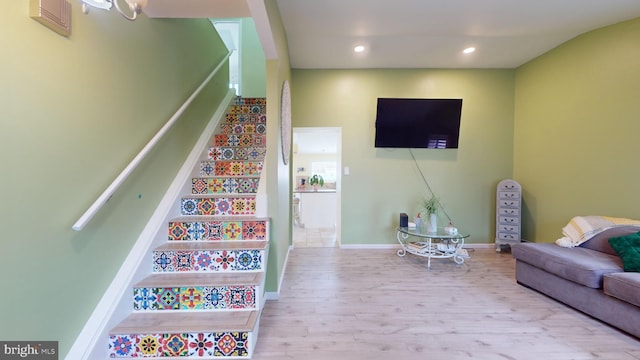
[374,98,463,149]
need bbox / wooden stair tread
[135,272,264,288]
[155,240,268,251]
[111,310,259,334]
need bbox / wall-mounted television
[374,98,463,149]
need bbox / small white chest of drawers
[495,179,521,251]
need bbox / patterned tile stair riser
[180,197,256,216]
[207,146,266,162]
[152,248,264,273]
[168,220,267,241]
[223,111,266,124]
[106,98,267,359]
[133,285,257,311]
[229,104,266,115]
[220,123,267,136]
[233,97,266,106]
[192,177,260,195]
[214,134,266,148]
[109,332,251,358]
[223,113,266,124]
[199,161,263,177]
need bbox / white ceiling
[145,0,251,18]
[276,0,640,69]
[145,0,640,69]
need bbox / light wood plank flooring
[254,247,640,360]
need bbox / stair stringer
[66,89,236,360]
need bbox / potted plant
[309,174,324,190]
[421,195,439,233]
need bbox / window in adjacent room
[311,161,337,184]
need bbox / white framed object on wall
[280,80,292,165]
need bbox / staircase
[107,98,269,358]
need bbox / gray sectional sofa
[511,226,640,338]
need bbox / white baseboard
[264,245,293,301]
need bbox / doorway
[291,127,341,247]
[211,20,240,94]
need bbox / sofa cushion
[579,225,640,255]
[608,232,640,272]
[604,272,640,307]
[511,242,623,288]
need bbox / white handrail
[72,52,232,231]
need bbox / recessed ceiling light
[354,45,365,53]
[463,47,476,54]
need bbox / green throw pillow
[608,232,640,272]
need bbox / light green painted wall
[0,3,229,357]
[263,0,292,294]
[291,69,515,245]
[240,18,267,97]
[514,18,640,242]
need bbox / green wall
[514,18,640,242]
[263,0,293,294]
[240,18,267,97]
[291,69,515,245]
[0,3,229,357]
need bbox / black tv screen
[374,98,463,148]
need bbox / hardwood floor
[254,247,640,359]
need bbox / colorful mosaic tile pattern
[180,197,256,216]
[229,104,265,115]
[220,122,267,136]
[213,134,266,147]
[168,220,267,241]
[133,285,256,311]
[152,249,263,272]
[234,97,266,105]
[198,161,263,177]
[224,113,267,124]
[109,332,250,358]
[191,177,259,194]
[213,146,266,162]
[240,221,267,241]
[207,146,266,161]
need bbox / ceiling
[145,0,640,69]
[144,0,251,18]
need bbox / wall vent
[30,0,71,37]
